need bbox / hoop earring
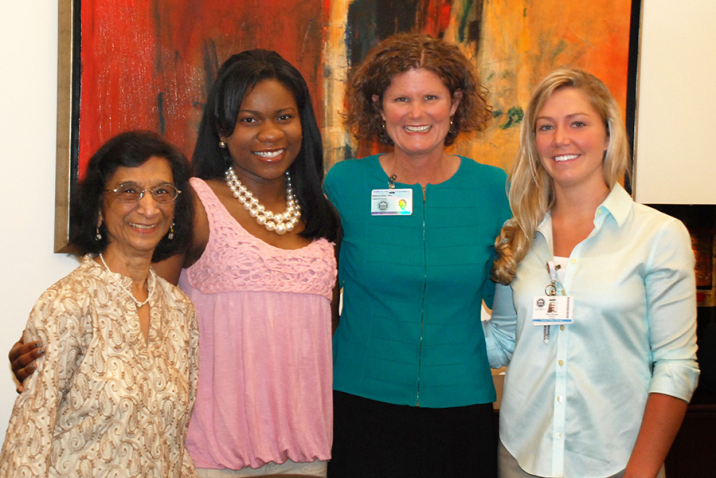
[448,118,456,134]
[218,141,227,149]
[167,223,175,240]
[95,226,102,241]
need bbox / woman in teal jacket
[325,32,510,478]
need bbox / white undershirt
[553,256,569,285]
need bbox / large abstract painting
[55,0,635,250]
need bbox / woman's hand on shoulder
[153,254,187,285]
[330,222,342,335]
[9,337,44,393]
[153,187,210,284]
[190,185,210,257]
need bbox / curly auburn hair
[344,32,491,146]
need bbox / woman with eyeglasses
[9,51,339,477]
[0,131,199,477]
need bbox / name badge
[371,189,413,215]
[532,295,574,326]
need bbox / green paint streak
[457,0,475,43]
[499,106,524,130]
[524,8,527,18]
[553,40,567,59]
[492,110,503,118]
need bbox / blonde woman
[486,68,699,478]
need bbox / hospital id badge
[371,188,413,215]
[532,295,574,326]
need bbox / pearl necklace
[224,167,301,235]
[99,253,156,308]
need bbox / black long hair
[193,49,339,242]
[71,130,194,262]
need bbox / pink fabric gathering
[181,178,336,470]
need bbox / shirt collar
[598,183,633,228]
[535,183,634,241]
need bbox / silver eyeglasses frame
[103,183,181,204]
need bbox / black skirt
[329,390,497,478]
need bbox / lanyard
[388,174,397,189]
[544,260,563,344]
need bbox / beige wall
[634,0,716,204]
[0,2,79,443]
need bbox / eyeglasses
[104,183,181,204]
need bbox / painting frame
[54,0,642,252]
[54,0,79,253]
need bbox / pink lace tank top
[181,178,336,470]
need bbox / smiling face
[535,87,610,192]
[377,68,461,159]
[220,78,302,188]
[101,156,175,261]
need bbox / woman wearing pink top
[12,50,340,477]
[167,50,340,477]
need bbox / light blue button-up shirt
[485,184,700,478]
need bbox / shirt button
[571,258,577,264]
[597,209,603,216]
[556,432,562,439]
[557,396,563,402]
[560,325,565,331]
[558,360,564,366]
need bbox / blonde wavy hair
[491,68,631,285]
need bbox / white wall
[0,2,78,443]
[634,0,716,204]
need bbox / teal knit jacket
[324,155,511,408]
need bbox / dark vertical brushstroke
[202,40,219,105]
[157,92,166,134]
[346,0,421,67]
[375,1,421,39]
[151,0,163,73]
[416,0,432,36]
[625,0,642,194]
[345,1,377,68]
[151,1,166,136]
[467,0,483,43]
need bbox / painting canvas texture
[75,0,632,177]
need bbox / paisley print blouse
[0,255,199,478]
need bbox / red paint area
[78,0,326,178]
[424,0,453,37]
